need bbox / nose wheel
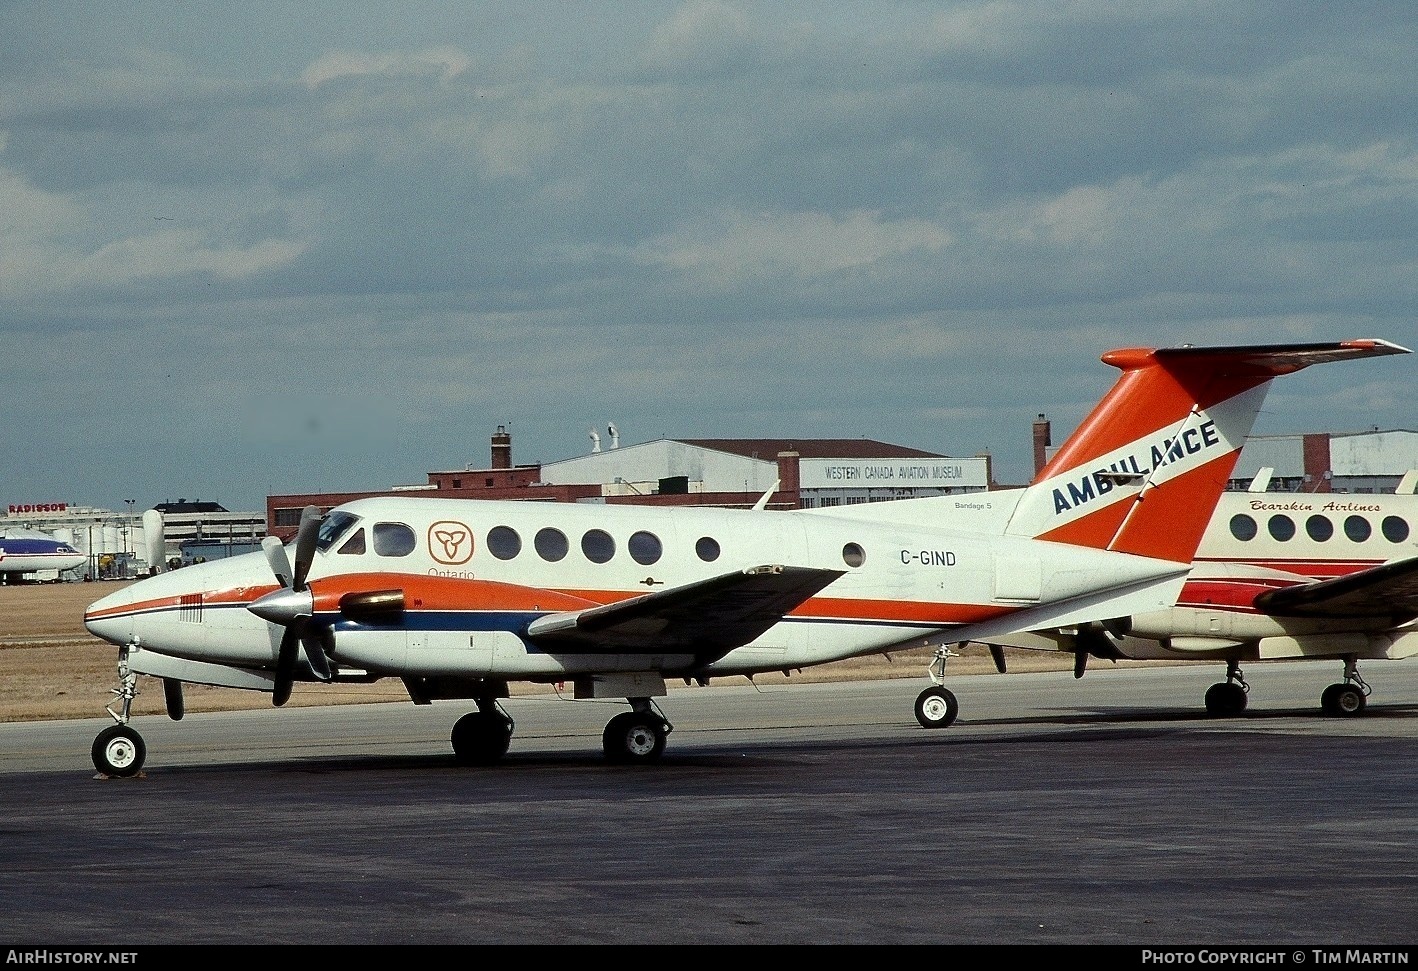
[92,724,146,778]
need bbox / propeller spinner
[250,505,329,706]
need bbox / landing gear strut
[914,645,960,729]
[1204,660,1249,717]
[1321,659,1369,717]
[92,641,147,777]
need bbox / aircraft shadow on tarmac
[84,700,1418,780]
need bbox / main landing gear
[450,699,515,766]
[92,642,147,778]
[601,702,673,764]
[914,645,961,729]
[448,695,673,765]
[1204,657,1372,718]
[1320,660,1369,717]
[1204,660,1249,716]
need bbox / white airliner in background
[82,339,1409,777]
[0,526,85,582]
[914,473,1418,725]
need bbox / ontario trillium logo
[429,521,474,564]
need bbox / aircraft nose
[85,585,138,645]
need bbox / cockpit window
[373,522,416,557]
[315,511,359,552]
[337,529,366,555]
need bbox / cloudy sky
[4,1,1415,514]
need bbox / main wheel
[1204,681,1247,716]
[1320,683,1340,714]
[914,686,959,729]
[602,711,667,764]
[92,724,146,777]
[1324,684,1366,717]
[451,710,514,765]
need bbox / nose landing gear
[93,642,147,778]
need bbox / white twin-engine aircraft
[929,479,1418,726]
[83,339,1409,776]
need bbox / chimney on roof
[776,450,801,508]
[491,425,512,470]
[1032,413,1051,478]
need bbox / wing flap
[525,564,844,654]
[1254,555,1418,619]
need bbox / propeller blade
[162,678,185,720]
[261,536,294,588]
[273,626,301,707]
[302,631,332,682]
[988,644,1007,674]
[254,512,322,706]
[291,505,322,592]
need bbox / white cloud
[300,46,472,88]
[636,209,952,283]
[0,165,307,299]
[642,0,756,72]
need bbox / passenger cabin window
[373,522,416,557]
[696,536,720,562]
[1344,515,1372,542]
[337,529,367,555]
[1382,516,1410,543]
[535,527,569,562]
[628,531,662,565]
[1267,515,1295,541]
[487,526,521,560]
[582,529,615,564]
[1305,515,1333,542]
[842,543,865,567]
[1229,514,1257,541]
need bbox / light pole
[123,500,135,578]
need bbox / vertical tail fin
[1005,340,1410,563]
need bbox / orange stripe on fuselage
[332,577,1012,627]
[85,573,1019,632]
[310,573,602,614]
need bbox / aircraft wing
[525,564,845,653]
[1254,555,1418,619]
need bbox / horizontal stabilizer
[1255,555,1418,619]
[525,564,844,654]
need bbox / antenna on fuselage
[1248,467,1274,493]
[752,481,780,511]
